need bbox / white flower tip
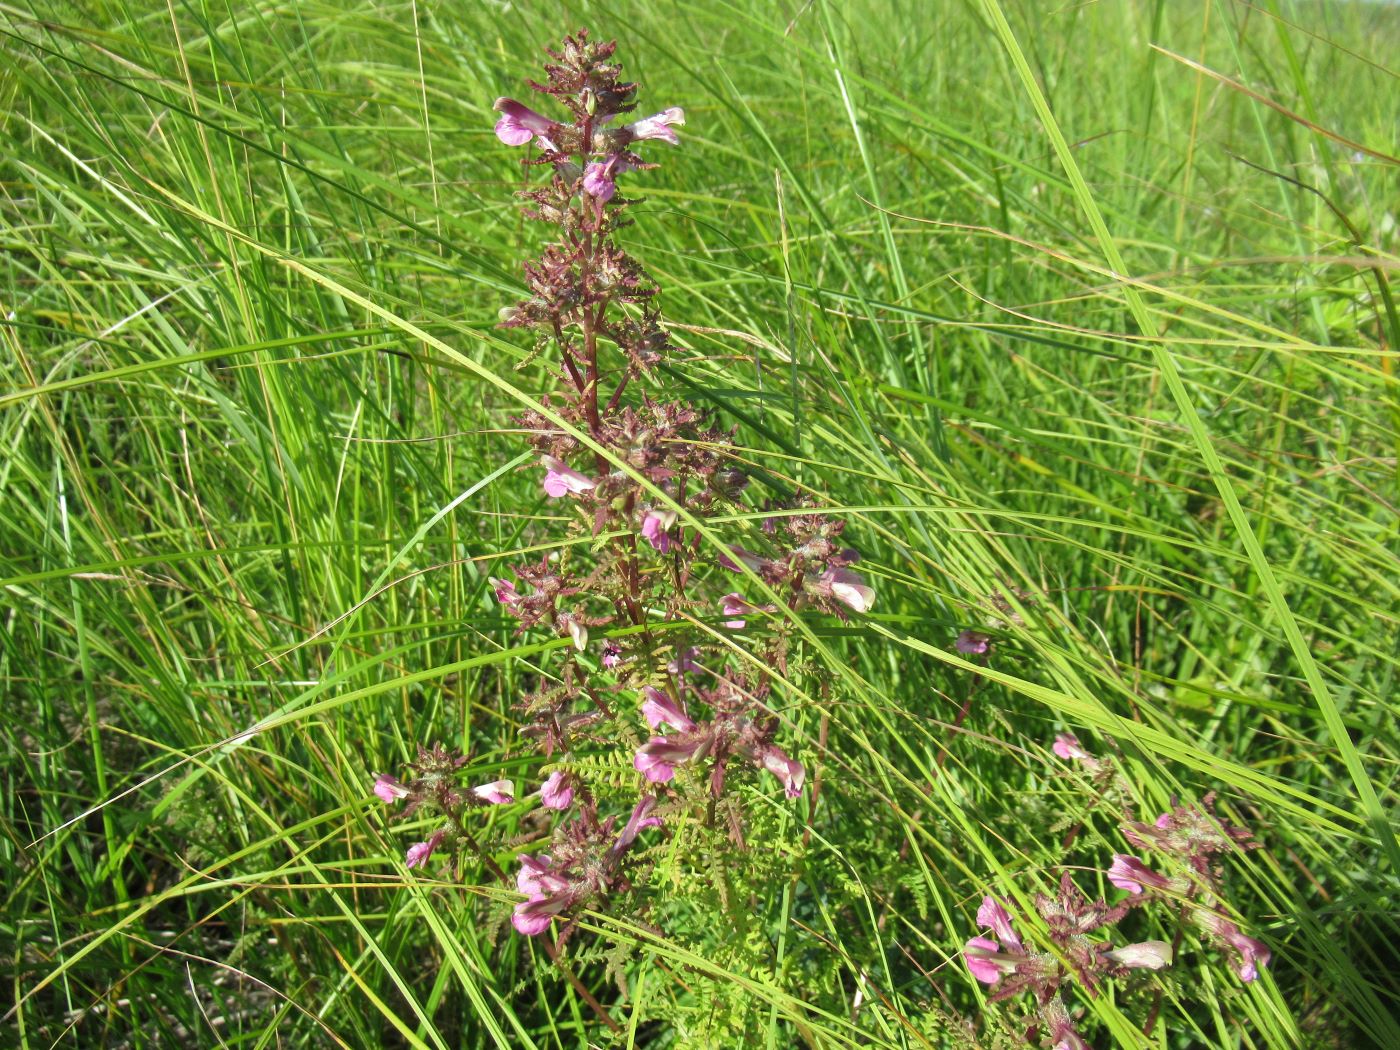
[568,621,589,651]
[832,581,875,613]
[1107,940,1173,971]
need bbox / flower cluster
[371,744,514,870]
[965,881,1171,1049]
[367,29,877,942]
[1050,737,1270,984]
[963,738,1273,1046]
[1111,794,1270,982]
[513,795,661,936]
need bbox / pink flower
[634,735,708,782]
[975,895,1022,950]
[601,641,623,669]
[1052,1030,1091,1050]
[1226,930,1271,982]
[626,107,685,145]
[1200,913,1270,982]
[540,455,595,498]
[493,98,557,147]
[1052,733,1093,762]
[963,936,1005,984]
[641,508,677,552]
[512,892,569,936]
[405,829,445,869]
[955,630,989,655]
[471,779,515,805]
[641,686,695,732]
[372,774,409,804]
[538,771,574,810]
[515,853,561,895]
[758,746,805,798]
[721,592,752,629]
[1106,854,1170,895]
[633,747,676,783]
[582,154,637,202]
[489,576,521,610]
[612,794,662,854]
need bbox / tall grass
[2,0,1397,1046]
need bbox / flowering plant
[371,28,875,947]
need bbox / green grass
[2,0,1398,1046]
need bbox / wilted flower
[540,455,595,498]
[405,829,445,869]
[567,619,589,651]
[372,774,409,804]
[1105,940,1173,970]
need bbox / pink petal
[372,774,409,804]
[405,829,445,869]
[963,936,1003,984]
[975,895,1021,949]
[759,747,805,798]
[721,592,751,629]
[494,116,534,146]
[539,771,574,810]
[641,686,694,732]
[511,894,567,936]
[582,161,616,201]
[822,567,875,612]
[633,748,675,783]
[955,630,990,655]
